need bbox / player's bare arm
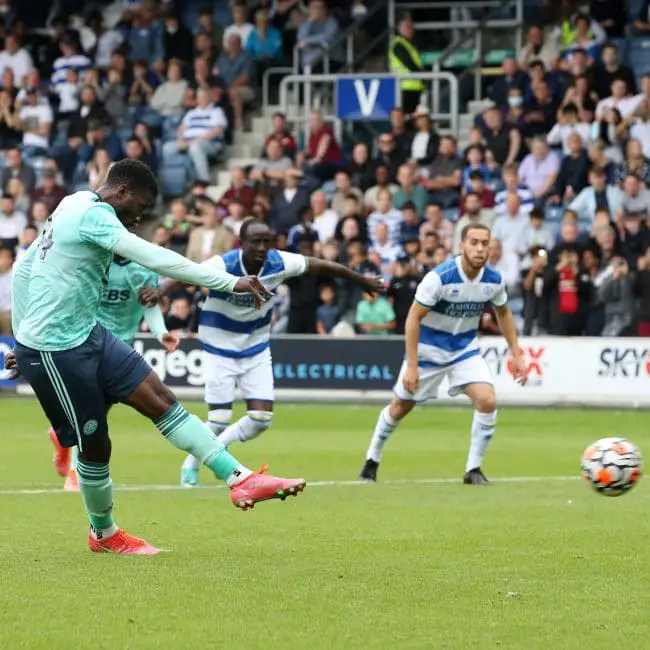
[493,304,528,385]
[402,301,429,394]
[305,257,384,294]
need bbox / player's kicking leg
[360,397,416,482]
[458,383,497,485]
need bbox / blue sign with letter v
[335,77,397,121]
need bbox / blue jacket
[245,26,283,63]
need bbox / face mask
[508,96,523,108]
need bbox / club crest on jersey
[450,289,460,297]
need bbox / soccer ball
[581,437,643,497]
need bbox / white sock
[466,410,497,473]
[366,406,399,463]
[218,413,271,447]
[90,523,119,541]
[226,465,253,487]
[182,419,230,472]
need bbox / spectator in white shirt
[0,34,33,88]
[547,103,590,155]
[595,77,637,120]
[0,193,27,248]
[162,88,228,182]
[492,192,529,264]
[367,187,404,247]
[369,222,402,279]
[518,25,559,71]
[518,137,560,202]
[223,3,254,48]
[309,189,339,243]
[17,87,53,156]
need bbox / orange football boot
[88,529,161,555]
[63,468,79,492]
[49,428,70,477]
[230,465,306,511]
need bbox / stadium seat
[627,38,650,79]
[159,163,190,198]
[544,206,565,223]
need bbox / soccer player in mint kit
[50,255,179,493]
[5,159,306,555]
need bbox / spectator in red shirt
[461,170,496,210]
[264,111,297,159]
[297,108,344,183]
[219,167,256,212]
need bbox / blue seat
[159,164,189,198]
[545,206,565,223]
[628,0,646,23]
[578,218,592,233]
[627,38,650,79]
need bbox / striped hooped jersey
[414,257,507,367]
[199,249,308,358]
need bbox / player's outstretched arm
[306,257,385,294]
[113,232,271,308]
[493,304,528,386]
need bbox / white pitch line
[0,475,579,496]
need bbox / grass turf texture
[0,397,648,650]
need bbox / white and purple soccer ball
[581,437,643,497]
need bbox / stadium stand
[1,0,650,339]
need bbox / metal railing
[263,1,391,109]
[278,72,459,144]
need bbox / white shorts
[203,348,274,405]
[393,352,493,403]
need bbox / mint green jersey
[14,191,127,351]
[97,260,159,343]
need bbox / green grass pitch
[0,397,648,649]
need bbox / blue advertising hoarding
[335,77,397,121]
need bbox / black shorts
[15,323,151,449]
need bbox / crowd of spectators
[2,0,650,341]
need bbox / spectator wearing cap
[488,56,528,110]
[0,33,33,88]
[151,59,188,122]
[186,200,235,263]
[297,109,344,183]
[220,168,256,213]
[17,86,53,158]
[408,106,440,170]
[423,136,463,210]
[481,106,524,167]
[453,192,495,252]
[51,33,91,94]
[163,88,228,183]
[246,9,284,81]
[518,137,560,206]
[250,139,293,197]
[213,34,255,132]
[268,169,310,235]
[0,192,27,249]
[264,112,297,159]
[550,132,590,205]
[0,147,35,194]
[569,166,622,224]
[30,168,65,214]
